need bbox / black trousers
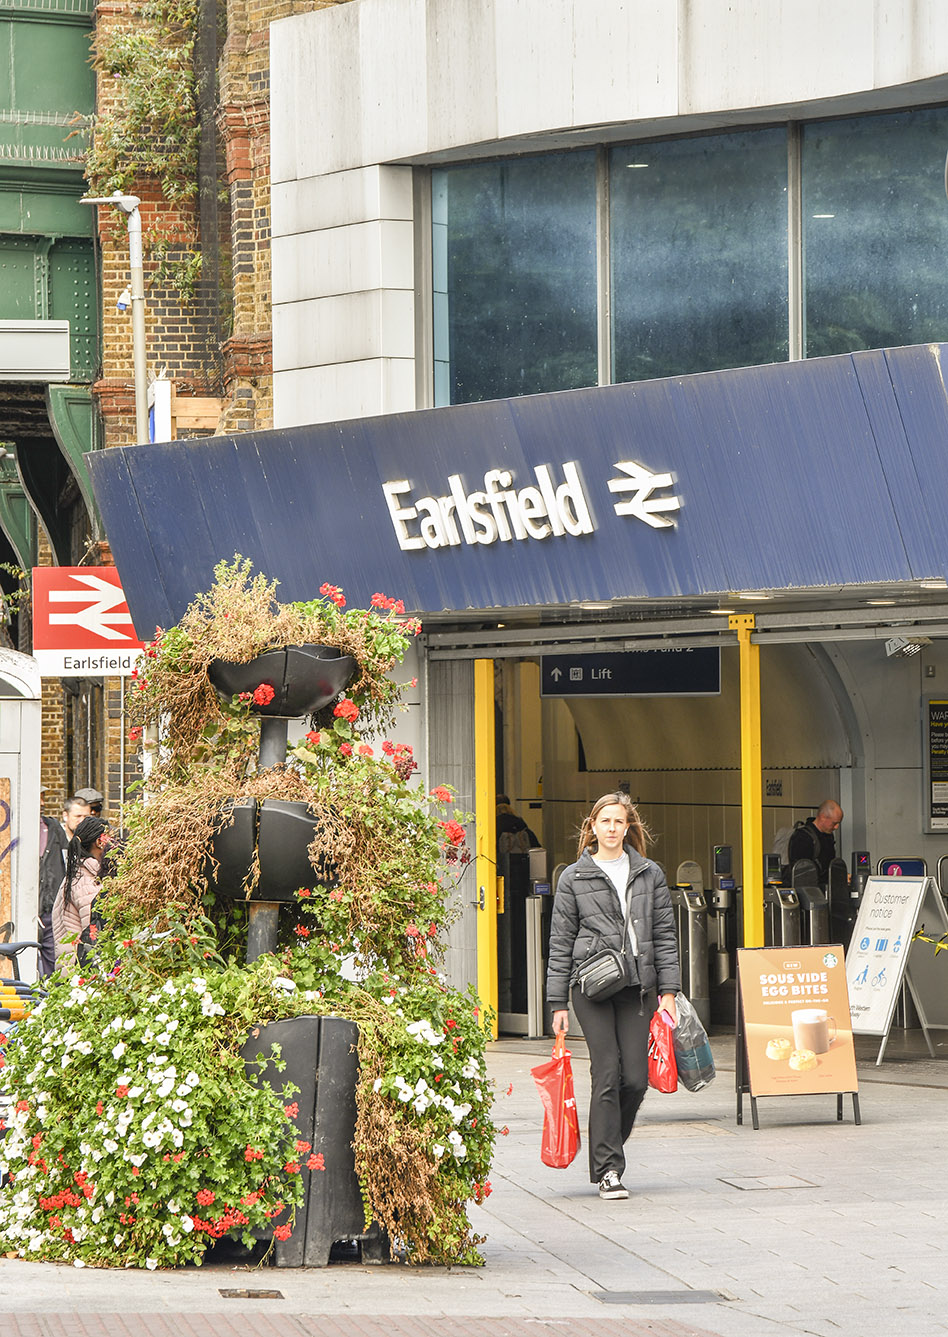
[38,910,56,978]
[571,984,651,1183]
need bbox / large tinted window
[432,153,597,406]
[803,107,948,358]
[610,129,789,384]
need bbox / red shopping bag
[648,1009,678,1093]
[531,1033,581,1167]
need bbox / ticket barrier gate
[827,858,855,949]
[791,879,831,945]
[498,848,551,1037]
[671,870,710,1029]
[763,885,801,946]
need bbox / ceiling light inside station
[885,635,931,659]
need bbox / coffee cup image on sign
[791,1008,836,1054]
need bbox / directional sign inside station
[541,648,720,697]
[32,567,145,677]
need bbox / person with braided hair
[51,815,110,967]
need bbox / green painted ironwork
[0,449,36,570]
[45,383,97,521]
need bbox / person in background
[62,796,93,841]
[52,815,110,967]
[496,794,539,851]
[547,792,680,1201]
[38,789,69,977]
[787,800,843,888]
[74,787,104,817]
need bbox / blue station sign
[541,648,721,697]
[88,343,948,633]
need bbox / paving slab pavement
[0,1030,946,1337]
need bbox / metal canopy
[88,343,948,636]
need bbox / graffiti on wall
[0,778,14,926]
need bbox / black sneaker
[598,1171,629,1200]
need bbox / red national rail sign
[32,567,145,677]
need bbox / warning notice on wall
[737,946,858,1097]
[928,699,948,830]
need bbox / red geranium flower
[252,683,275,705]
[338,742,352,757]
[430,786,452,802]
[273,1224,292,1241]
[115,1086,129,1099]
[440,819,466,846]
[305,730,321,746]
[333,698,359,722]
[195,1188,215,1206]
[307,1153,325,1171]
[319,582,345,608]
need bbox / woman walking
[52,814,110,967]
[547,793,680,1199]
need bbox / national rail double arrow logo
[47,572,136,643]
[608,461,682,529]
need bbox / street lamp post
[81,191,149,445]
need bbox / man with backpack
[786,800,843,888]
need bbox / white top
[592,851,638,956]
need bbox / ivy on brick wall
[86,0,200,202]
[85,0,203,300]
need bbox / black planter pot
[208,799,336,903]
[208,643,356,718]
[241,1015,389,1267]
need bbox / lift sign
[541,648,720,697]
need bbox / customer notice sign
[846,875,948,1062]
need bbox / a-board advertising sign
[737,945,858,1098]
[31,567,145,677]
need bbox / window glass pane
[432,153,597,406]
[803,107,948,357]
[610,130,788,383]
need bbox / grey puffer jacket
[547,846,681,1009]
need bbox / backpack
[498,827,532,856]
[774,820,821,882]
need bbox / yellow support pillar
[474,658,499,1035]
[729,614,765,949]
